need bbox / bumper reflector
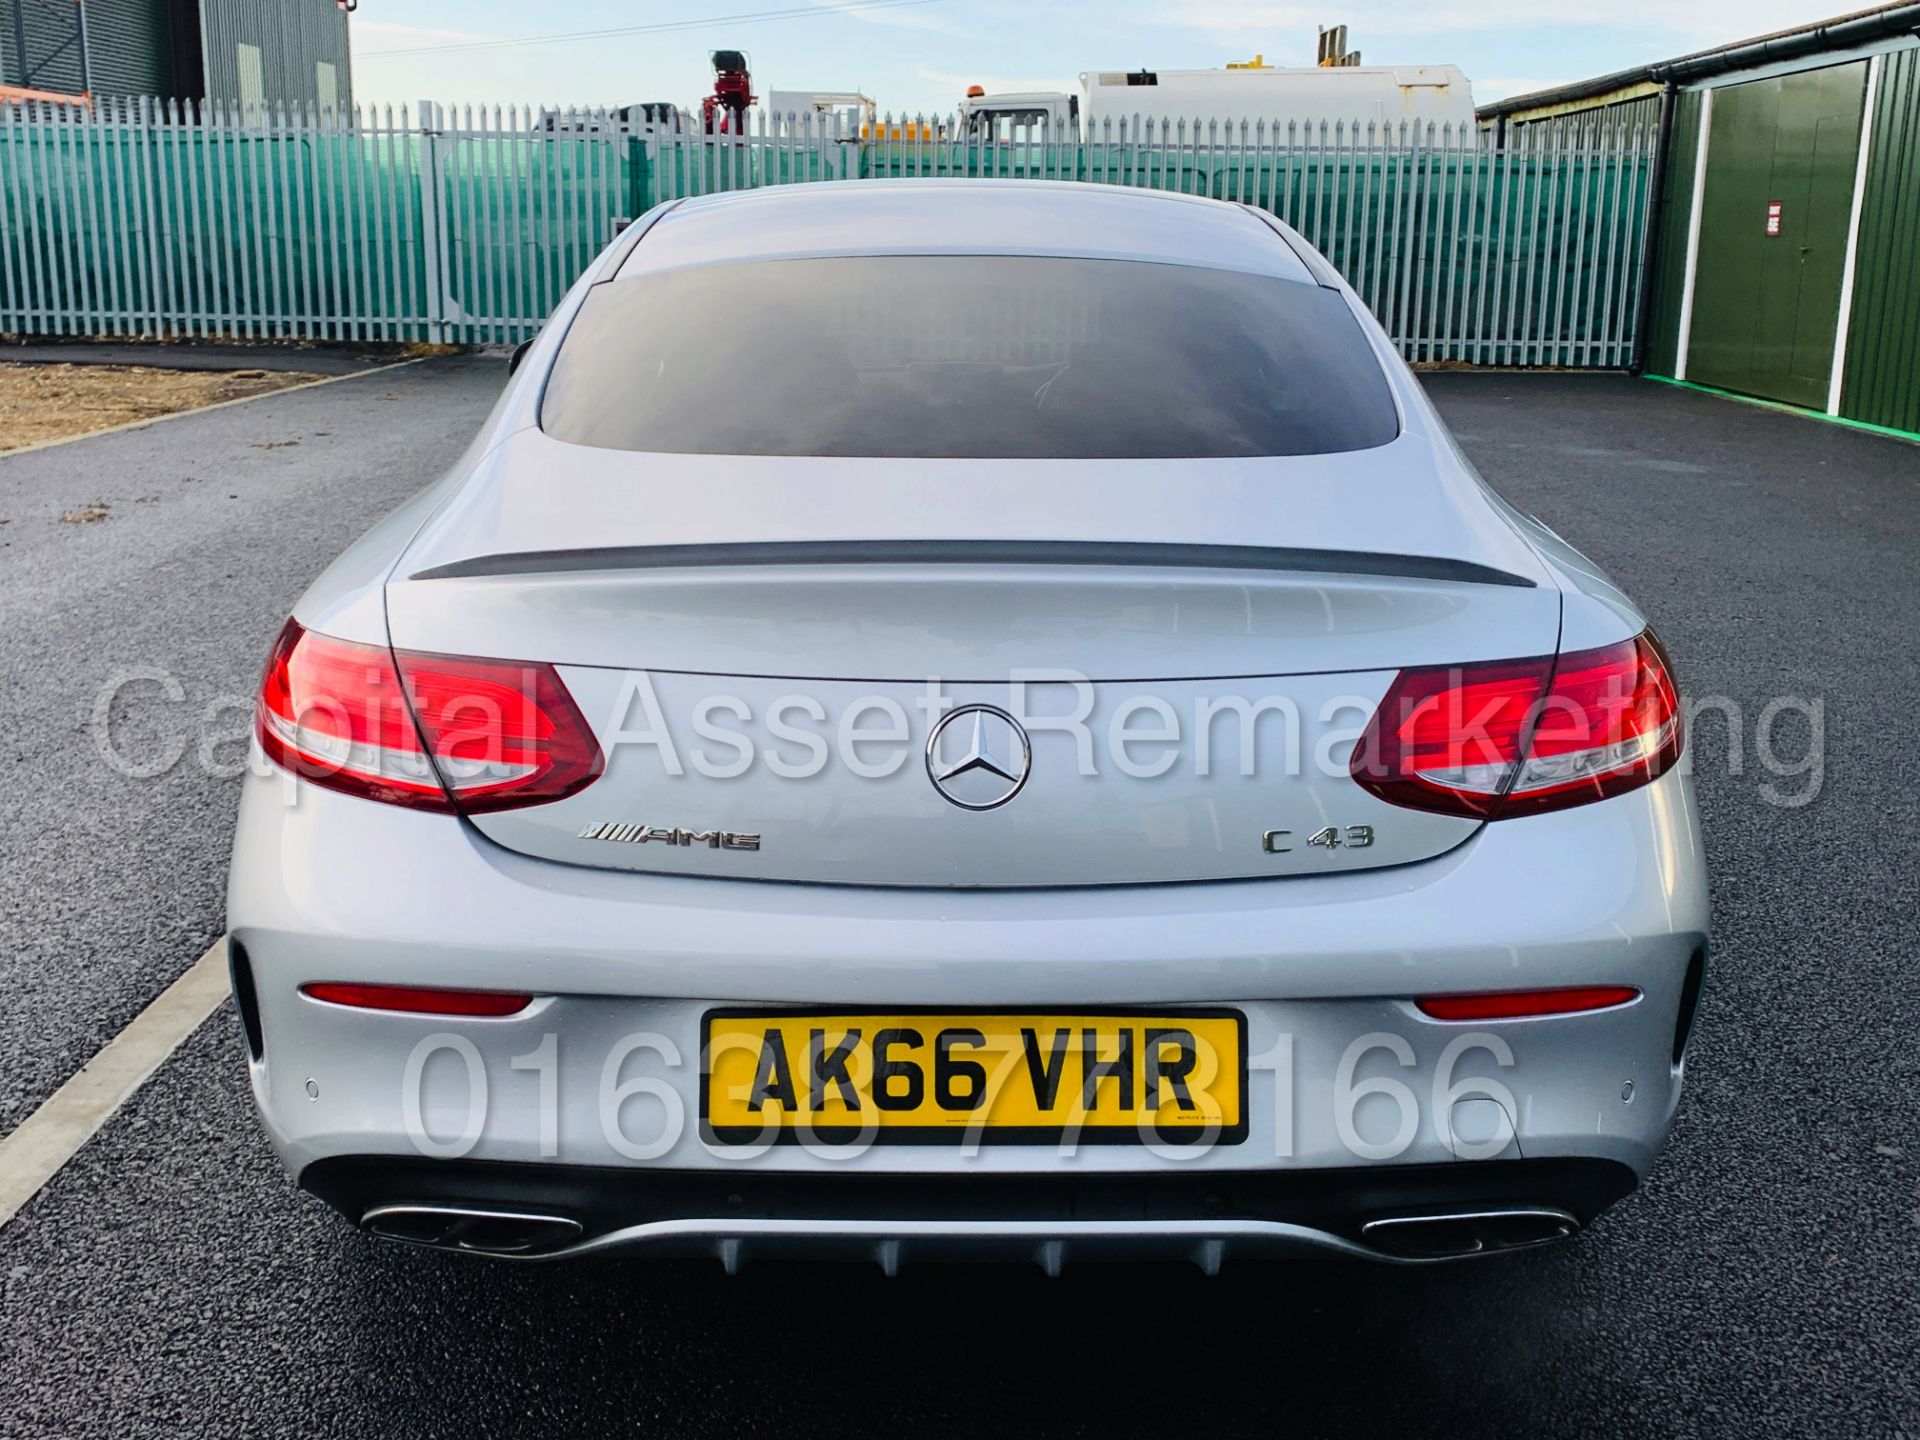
[300,982,534,1017]
[1416,986,1639,1021]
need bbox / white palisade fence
[1,100,1658,365]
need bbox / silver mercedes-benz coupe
[228,180,1707,1267]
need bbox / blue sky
[348,0,1853,115]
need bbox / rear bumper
[303,1154,1636,1266]
[227,759,1708,1254]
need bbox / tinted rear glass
[541,255,1399,459]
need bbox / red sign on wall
[1765,201,1783,237]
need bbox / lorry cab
[959,86,1078,141]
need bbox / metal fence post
[626,112,650,217]
[136,97,165,336]
[415,99,449,344]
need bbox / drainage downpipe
[1628,81,1677,376]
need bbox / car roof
[614,180,1317,283]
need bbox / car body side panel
[1389,354,1649,654]
[286,251,611,647]
[1495,504,1650,654]
[292,480,465,647]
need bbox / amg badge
[578,821,762,851]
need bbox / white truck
[766,89,878,134]
[958,87,1079,142]
[959,61,1475,141]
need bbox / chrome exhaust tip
[361,1203,584,1256]
[1359,1207,1578,1260]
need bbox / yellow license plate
[701,1010,1246,1145]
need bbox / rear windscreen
[540,255,1400,459]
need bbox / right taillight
[256,618,603,813]
[1415,986,1641,1021]
[1352,629,1683,820]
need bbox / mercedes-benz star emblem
[925,705,1032,811]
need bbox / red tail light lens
[1416,986,1640,1021]
[1501,631,1683,816]
[257,621,449,810]
[394,647,604,812]
[1349,655,1553,817]
[301,982,533,1017]
[1353,630,1683,820]
[256,619,603,813]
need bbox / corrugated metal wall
[1840,46,1920,433]
[198,0,349,108]
[1642,90,1702,378]
[1500,93,1662,145]
[84,0,174,98]
[0,0,87,93]
[1629,40,1920,434]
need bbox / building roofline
[1478,1,1920,117]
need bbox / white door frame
[1672,87,1714,382]
[1827,52,1883,415]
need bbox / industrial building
[0,0,350,110]
[1482,3,1920,437]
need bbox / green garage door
[1687,63,1867,409]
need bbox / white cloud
[1145,0,1858,43]
[806,0,963,33]
[351,22,499,59]
[917,67,1080,98]
[1474,75,1563,103]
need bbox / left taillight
[256,618,603,813]
[1351,629,1684,820]
[300,982,533,1017]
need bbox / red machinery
[701,49,755,132]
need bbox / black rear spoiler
[408,539,1535,587]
